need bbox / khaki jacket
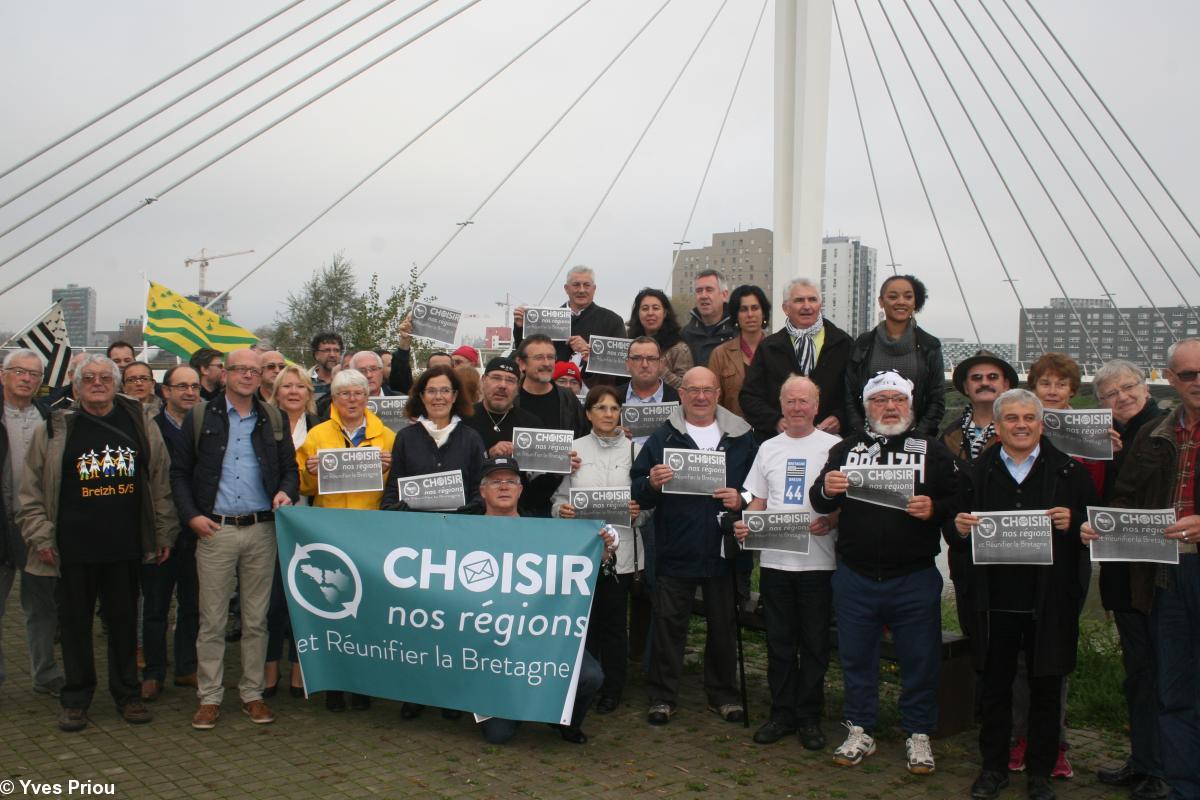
[16,395,179,577]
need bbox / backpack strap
[261,402,284,443]
[192,400,209,452]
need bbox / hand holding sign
[824,470,849,496]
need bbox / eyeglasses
[357,365,382,375]
[124,375,153,385]
[1172,370,1200,383]
[423,387,456,397]
[316,346,342,356]
[205,361,225,371]
[166,382,201,392]
[262,362,286,371]
[868,394,909,407]
[335,390,367,400]
[5,367,43,380]
[680,386,718,397]
[627,355,661,364]
[967,372,1002,382]
[483,478,520,487]
[80,373,114,385]
[1098,381,1143,402]
[227,366,261,377]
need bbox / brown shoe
[173,673,198,688]
[121,700,152,724]
[140,679,161,702]
[242,699,275,725]
[191,703,220,730]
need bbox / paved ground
[0,604,1132,799]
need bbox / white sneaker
[833,721,876,767]
[906,733,936,774]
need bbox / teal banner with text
[276,506,602,724]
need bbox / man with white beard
[810,371,960,776]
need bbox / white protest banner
[522,307,572,341]
[410,302,462,346]
[1041,408,1113,460]
[1088,506,1179,565]
[843,464,915,510]
[742,511,810,554]
[662,448,725,495]
[397,470,467,511]
[512,427,573,474]
[970,510,1053,565]
[586,336,632,377]
[317,448,385,495]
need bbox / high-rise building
[819,236,876,339]
[670,228,773,300]
[1018,297,1200,371]
[51,283,96,347]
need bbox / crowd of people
[0,265,1197,800]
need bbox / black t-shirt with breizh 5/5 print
[57,409,144,563]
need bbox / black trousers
[761,567,833,727]
[586,571,634,701]
[1114,609,1162,777]
[648,573,738,708]
[57,560,141,710]
[979,611,1063,778]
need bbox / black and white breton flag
[15,303,71,388]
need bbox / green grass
[1067,617,1127,730]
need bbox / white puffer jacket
[551,431,644,575]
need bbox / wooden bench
[694,589,975,736]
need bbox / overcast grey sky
[0,0,1196,344]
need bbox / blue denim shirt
[213,398,272,515]
[1000,444,1040,486]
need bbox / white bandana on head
[862,370,914,403]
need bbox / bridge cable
[972,0,1200,330]
[1020,0,1200,252]
[831,0,897,279]
[867,0,1103,365]
[911,0,1154,366]
[0,0,406,243]
[0,0,361,219]
[536,0,743,304]
[847,0,981,345]
[414,0,675,279]
[0,0,306,182]
[0,0,483,297]
[210,0,596,310]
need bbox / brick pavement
[0,604,1130,799]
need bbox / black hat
[952,350,1019,395]
[483,356,519,378]
[480,456,521,479]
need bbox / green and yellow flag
[144,281,256,358]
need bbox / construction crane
[183,248,254,294]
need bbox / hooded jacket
[17,395,179,577]
[680,307,737,367]
[631,405,757,578]
[810,426,959,580]
[298,406,397,509]
[844,324,946,437]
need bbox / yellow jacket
[297,406,396,509]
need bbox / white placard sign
[512,427,574,474]
[621,402,677,439]
[1088,506,1179,565]
[366,396,411,432]
[1041,408,1113,460]
[316,447,385,495]
[410,301,462,346]
[522,307,572,341]
[662,448,726,495]
[569,487,631,527]
[970,510,1054,565]
[741,510,810,554]
[586,336,632,377]
[843,464,916,510]
[397,469,467,511]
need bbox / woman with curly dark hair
[627,288,692,389]
[844,274,945,435]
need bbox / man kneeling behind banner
[276,471,612,742]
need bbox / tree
[269,254,438,366]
